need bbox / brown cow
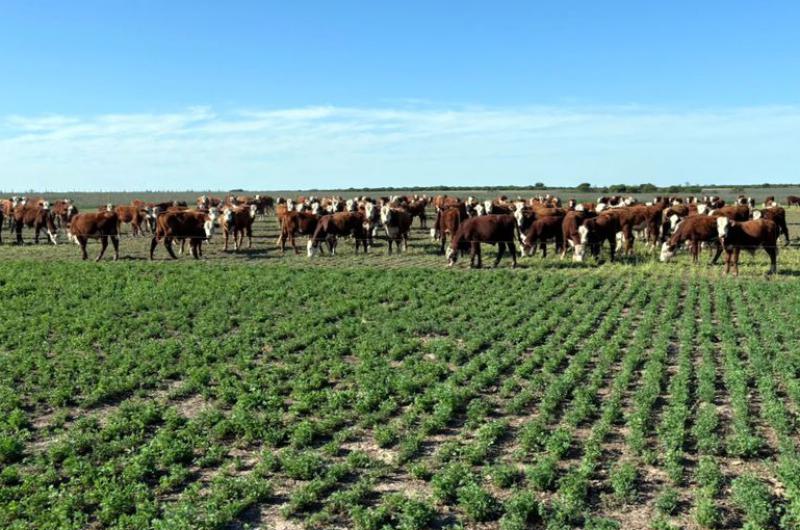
[68,212,120,261]
[521,215,564,257]
[786,195,800,207]
[220,205,257,251]
[433,205,466,255]
[278,211,319,254]
[52,200,78,229]
[114,205,148,236]
[562,210,597,260]
[708,204,750,221]
[717,217,778,275]
[660,215,723,264]
[308,212,368,256]
[380,205,412,254]
[576,213,622,262]
[150,209,217,259]
[404,199,428,228]
[13,201,57,245]
[447,214,518,268]
[753,207,790,246]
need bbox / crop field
[2,194,800,529]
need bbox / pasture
[2,191,800,529]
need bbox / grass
[2,193,800,528]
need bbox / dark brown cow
[150,210,217,259]
[308,212,368,256]
[13,201,57,245]
[660,215,723,264]
[753,207,790,246]
[447,214,518,268]
[52,200,78,228]
[114,205,148,236]
[562,210,597,260]
[521,215,564,257]
[220,205,257,251]
[68,212,120,261]
[433,205,466,255]
[787,195,800,207]
[404,199,428,228]
[278,211,319,254]
[380,206,412,254]
[717,217,778,275]
[576,212,622,262]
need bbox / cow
[717,217,778,275]
[307,212,368,256]
[787,195,800,207]
[114,205,148,236]
[752,207,790,246]
[278,211,319,254]
[404,199,428,228]
[433,205,466,255]
[521,215,564,257]
[380,205,412,254]
[562,210,597,260]
[659,215,723,264]
[708,204,750,222]
[67,211,120,261]
[13,201,57,245]
[220,205,257,251]
[575,212,622,262]
[51,200,78,229]
[447,214,518,268]
[150,209,217,259]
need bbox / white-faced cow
[150,209,217,259]
[447,214,518,268]
[380,205,412,254]
[717,217,778,275]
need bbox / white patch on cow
[105,203,113,212]
[41,201,50,210]
[669,214,680,231]
[47,229,58,245]
[716,216,730,239]
[483,200,492,214]
[249,204,257,218]
[513,208,525,228]
[306,240,319,257]
[575,203,584,212]
[672,199,682,206]
[430,227,437,241]
[573,244,585,262]
[445,246,454,260]
[697,204,708,215]
[596,203,607,212]
[578,225,589,245]
[615,232,624,251]
[660,242,676,262]
[475,204,485,216]
[752,210,762,220]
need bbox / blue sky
[1,1,799,191]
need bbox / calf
[68,212,120,261]
[220,205,257,251]
[278,211,319,254]
[659,215,723,264]
[447,214,518,268]
[114,205,148,236]
[753,207,790,245]
[380,205,412,254]
[405,199,428,228]
[433,205,466,255]
[150,209,217,259]
[521,215,564,257]
[13,201,58,245]
[562,210,597,260]
[576,213,622,262]
[717,217,778,275]
[308,212,368,256]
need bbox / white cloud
[1,104,799,191]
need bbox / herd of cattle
[1,192,797,274]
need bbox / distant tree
[534,182,545,188]
[640,183,658,193]
[577,182,592,191]
[667,185,682,193]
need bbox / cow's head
[752,210,762,220]
[574,225,589,262]
[287,198,295,211]
[204,209,218,239]
[380,205,392,225]
[670,214,681,231]
[697,204,708,215]
[513,208,526,228]
[307,239,320,257]
[41,200,51,210]
[483,200,493,214]
[474,204,486,216]
[717,216,731,241]
[310,202,321,215]
[575,203,584,212]
[660,242,677,262]
[104,203,113,212]
[249,204,258,219]
[595,203,607,213]
[222,207,234,227]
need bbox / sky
[1,0,799,191]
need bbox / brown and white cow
[307,212,368,256]
[278,211,319,254]
[717,217,778,275]
[521,215,564,257]
[562,210,597,260]
[68,211,120,261]
[52,200,78,229]
[220,205,257,251]
[447,214,519,268]
[433,204,466,255]
[786,195,800,207]
[380,205,412,254]
[659,215,723,264]
[752,207,790,246]
[576,212,622,262]
[114,205,148,236]
[150,209,217,259]
[13,200,58,245]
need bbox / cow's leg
[711,242,723,265]
[691,241,699,263]
[440,233,446,255]
[291,233,299,255]
[607,236,616,262]
[475,243,482,268]
[96,236,108,262]
[79,236,89,260]
[149,237,159,259]
[765,246,777,275]
[387,238,393,255]
[111,235,119,261]
[540,241,547,258]
[733,248,740,276]
[223,230,229,251]
[508,240,518,268]
[723,249,732,274]
[164,236,178,259]
[402,232,409,252]
[247,226,253,248]
[15,222,22,245]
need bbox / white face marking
[41,201,51,210]
[514,209,525,228]
[716,216,730,239]
[578,225,589,245]
[204,219,215,239]
[380,205,391,225]
[105,203,113,211]
[445,246,454,260]
[752,210,762,220]
[575,203,584,212]
[249,204,257,218]
[596,203,607,212]
[670,214,681,231]
[306,240,319,257]
[475,204,485,216]
[573,244,585,262]
[697,204,708,215]
[483,200,492,214]
[659,242,674,262]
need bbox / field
[2,191,800,529]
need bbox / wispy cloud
[1,104,799,191]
